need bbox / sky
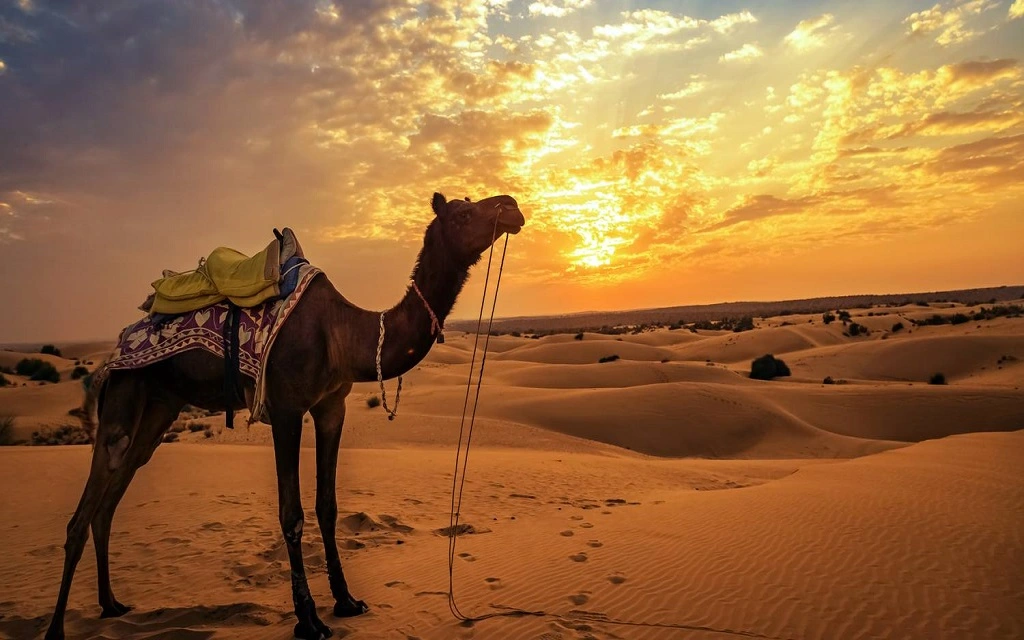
[1,0,1023,342]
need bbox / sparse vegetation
[598,355,620,363]
[823,376,835,385]
[71,366,90,380]
[188,422,206,433]
[846,322,869,337]
[950,313,970,325]
[822,312,836,324]
[40,344,62,357]
[891,322,904,333]
[929,373,947,385]
[204,428,215,439]
[0,415,15,445]
[16,358,60,383]
[367,395,381,408]
[750,354,791,380]
[163,432,179,443]
[837,310,851,322]
[0,372,10,388]
[574,332,584,341]
[31,424,91,445]
[0,365,13,374]
[732,316,755,333]
[169,422,189,433]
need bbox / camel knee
[283,516,304,547]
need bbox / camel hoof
[333,598,369,618]
[294,619,333,640]
[43,623,64,640]
[100,601,133,618]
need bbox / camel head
[431,192,525,264]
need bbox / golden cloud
[719,43,764,63]
[783,14,840,52]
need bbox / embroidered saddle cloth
[100,263,322,424]
[142,228,304,315]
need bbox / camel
[45,193,525,640]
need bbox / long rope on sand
[442,232,794,640]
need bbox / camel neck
[355,222,469,381]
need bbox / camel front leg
[271,410,332,640]
[311,385,368,618]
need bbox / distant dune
[448,284,1024,334]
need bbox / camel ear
[432,192,447,216]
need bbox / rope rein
[376,311,402,420]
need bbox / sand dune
[0,432,1020,640]
[2,301,1022,639]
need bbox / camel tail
[69,358,111,445]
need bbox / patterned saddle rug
[98,263,322,425]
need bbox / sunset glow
[1,1,1023,341]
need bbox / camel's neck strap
[411,279,444,344]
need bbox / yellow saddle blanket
[143,229,303,315]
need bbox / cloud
[528,0,592,18]
[1009,0,1024,19]
[719,43,763,63]
[658,76,706,100]
[903,0,998,46]
[783,14,840,52]
[702,194,820,232]
[709,11,758,34]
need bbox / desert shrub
[929,373,947,385]
[31,424,91,445]
[750,354,791,380]
[915,301,930,307]
[0,364,13,374]
[891,322,905,332]
[16,359,60,383]
[163,432,179,443]
[0,372,10,388]
[732,316,755,333]
[837,310,851,322]
[950,313,970,325]
[71,366,90,380]
[574,332,584,340]
[40,344,62,357]
[823,376,835,385]
[822,312,835,324]
[188,422,205,432]
[15,358,44,376]
[598,355,620,363]
[0,415,15,445]
[169,422,188,433]
[204,428,214,439]
[847,322,869,337]
[511,331,521,338]
[367,395,381,408]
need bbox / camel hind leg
[45,373,149,640]
[93,392,183,617]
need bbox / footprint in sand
[568,593,589,605]
[385,580,410,590]
[578,522,594,529]
[484,577,503,590]
[570,515,584,521]
[458,552,476,562]
[587,540,603,548]
[568,552,587,562]
[608,574,627,585]
[559,530,574,537]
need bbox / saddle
[140,228,305,315]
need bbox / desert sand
[1,301,1022,639]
